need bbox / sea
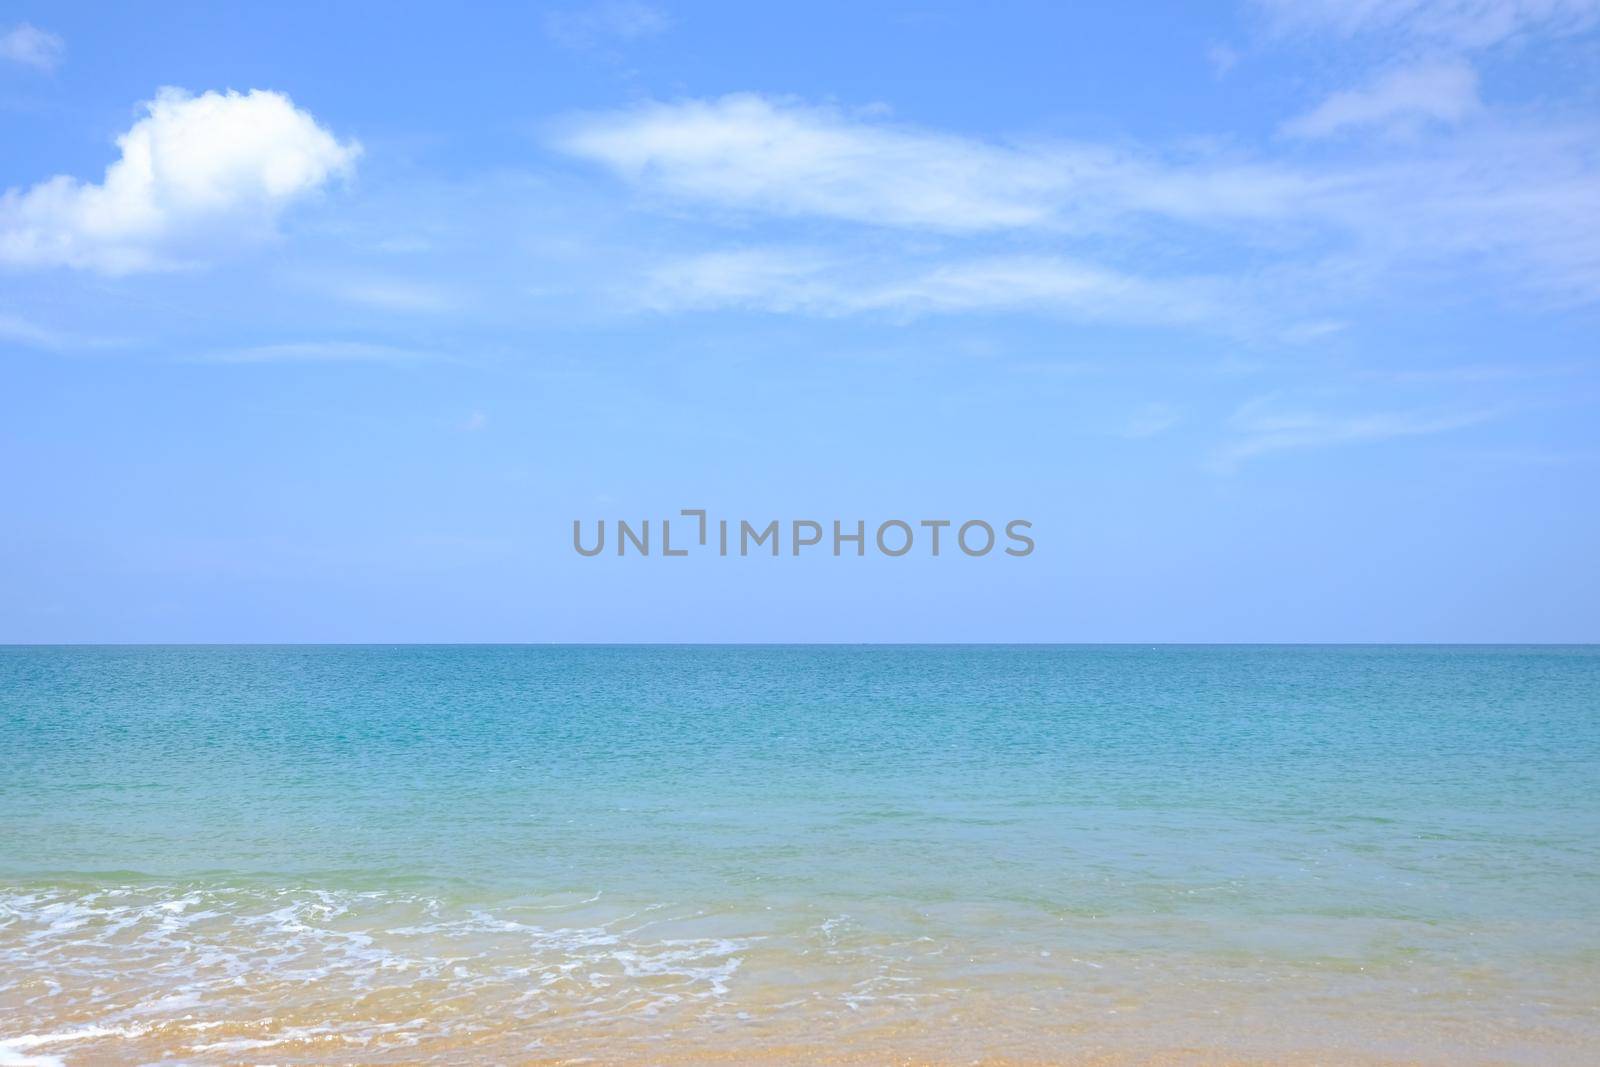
[2,645,1597,1064]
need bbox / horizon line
[3,642,1597,649]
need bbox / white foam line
[0,1025,147,1067]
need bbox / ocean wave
[0,884,763,1063]
[5,882,1598,1065]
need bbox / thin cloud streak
[196,341,439,364]
[0,311,68,349]
[556,94,1320,234]
[1252,0,1600,49]
[1211,396,1503,470]
[333,279,460,314]
[632,248,1227,326]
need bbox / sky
[2,0,1599,643]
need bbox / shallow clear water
[2,645,1597,1064]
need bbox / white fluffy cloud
[0,22,62,71]
[0,88,359,273]
[1283,60,1481,138]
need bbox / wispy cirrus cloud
[556,95,1071,232]
[633,248,1227,326]
[1212,394,1501,469]
[331,279,459,314]
[1207,42,1241,77]
[0,310,125,351]
[1122,402,1183,439]
[558,92,1600,311]
[1257,0,1595,167]
[1252,0,1600,49]
[1283,59,1481,138]
[197,341,436,364]
[0,311,67,349]
[0,22,62,72]
[544,2,670,51]
[555,94,1315,234]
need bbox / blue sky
[3,0,1598,642]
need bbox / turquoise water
[2,645,1598,1064]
